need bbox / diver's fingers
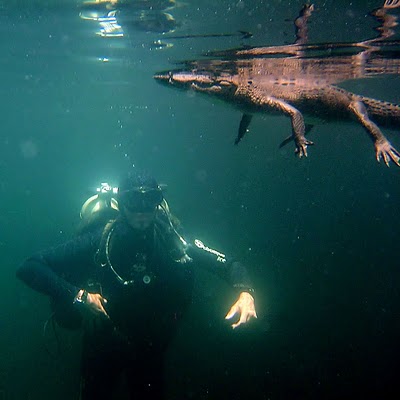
[246,308,258,319]
[96,303,109,318]
[98,298,109,318]
[87,293,109,318]
[225,304,239,320]
[231,313,247,329]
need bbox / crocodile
[154,4,400,167]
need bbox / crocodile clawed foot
[376,140,400,167]
[295,140,314,158]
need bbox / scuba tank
[78,182,120,234]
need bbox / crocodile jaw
[154,70,216,88]
[154,69,238,99]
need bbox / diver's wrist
[73,289,88,305]
[233,283,255,293]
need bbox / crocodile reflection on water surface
[155,2,400,167]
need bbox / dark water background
[1,0,400,399]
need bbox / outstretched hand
[225,291,257,329]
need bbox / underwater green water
[1,0,400,399]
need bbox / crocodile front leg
[280,99,314,157]
[237,87,314,157]
[349,100,400,167]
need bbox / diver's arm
[17,257,79,303]
[186,240,257,327]
[224,262,257,329]
[186,240,254,291]
[17,231,99,303]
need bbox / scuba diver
[17,170,257,399]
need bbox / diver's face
[123,207,156,231]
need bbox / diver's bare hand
[225,291,257,329]
[86,292,109,318]
[79,291,109,318]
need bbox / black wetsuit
[17,217,253,400]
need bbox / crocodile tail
[361,95,400,127]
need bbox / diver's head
[118,170,163,230]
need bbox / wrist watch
[73,289,88,305]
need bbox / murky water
[2,1,400,399]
